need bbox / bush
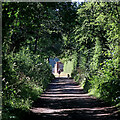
[2,48,54,120]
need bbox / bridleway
[25,78,120,120]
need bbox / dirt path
[25,78,120,120]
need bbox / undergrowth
[2,48,55,120]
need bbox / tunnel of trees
[2,1,120,119]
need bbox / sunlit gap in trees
[72,0,86,2]
[49,58,73,78]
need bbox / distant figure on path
[67,74,70,79]
[58,69,61,77]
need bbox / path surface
[25,78,120,120]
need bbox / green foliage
[2,48,54,120]
[62,58,74,74]
[70,2,120,106]
[2,2,77,119]
[2,2,120,119]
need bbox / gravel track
[24,78,120,120]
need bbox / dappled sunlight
[30,107,113,115]
[29,78,119,120]
[42,93,89,97]
[3,2,120,120]
[53,73,71,78]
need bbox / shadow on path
[25,78,120,120]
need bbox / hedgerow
[2,48,54,120]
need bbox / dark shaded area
[23,78,120,120]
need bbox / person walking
[58,69,61,78]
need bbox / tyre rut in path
[26,78,120,120]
